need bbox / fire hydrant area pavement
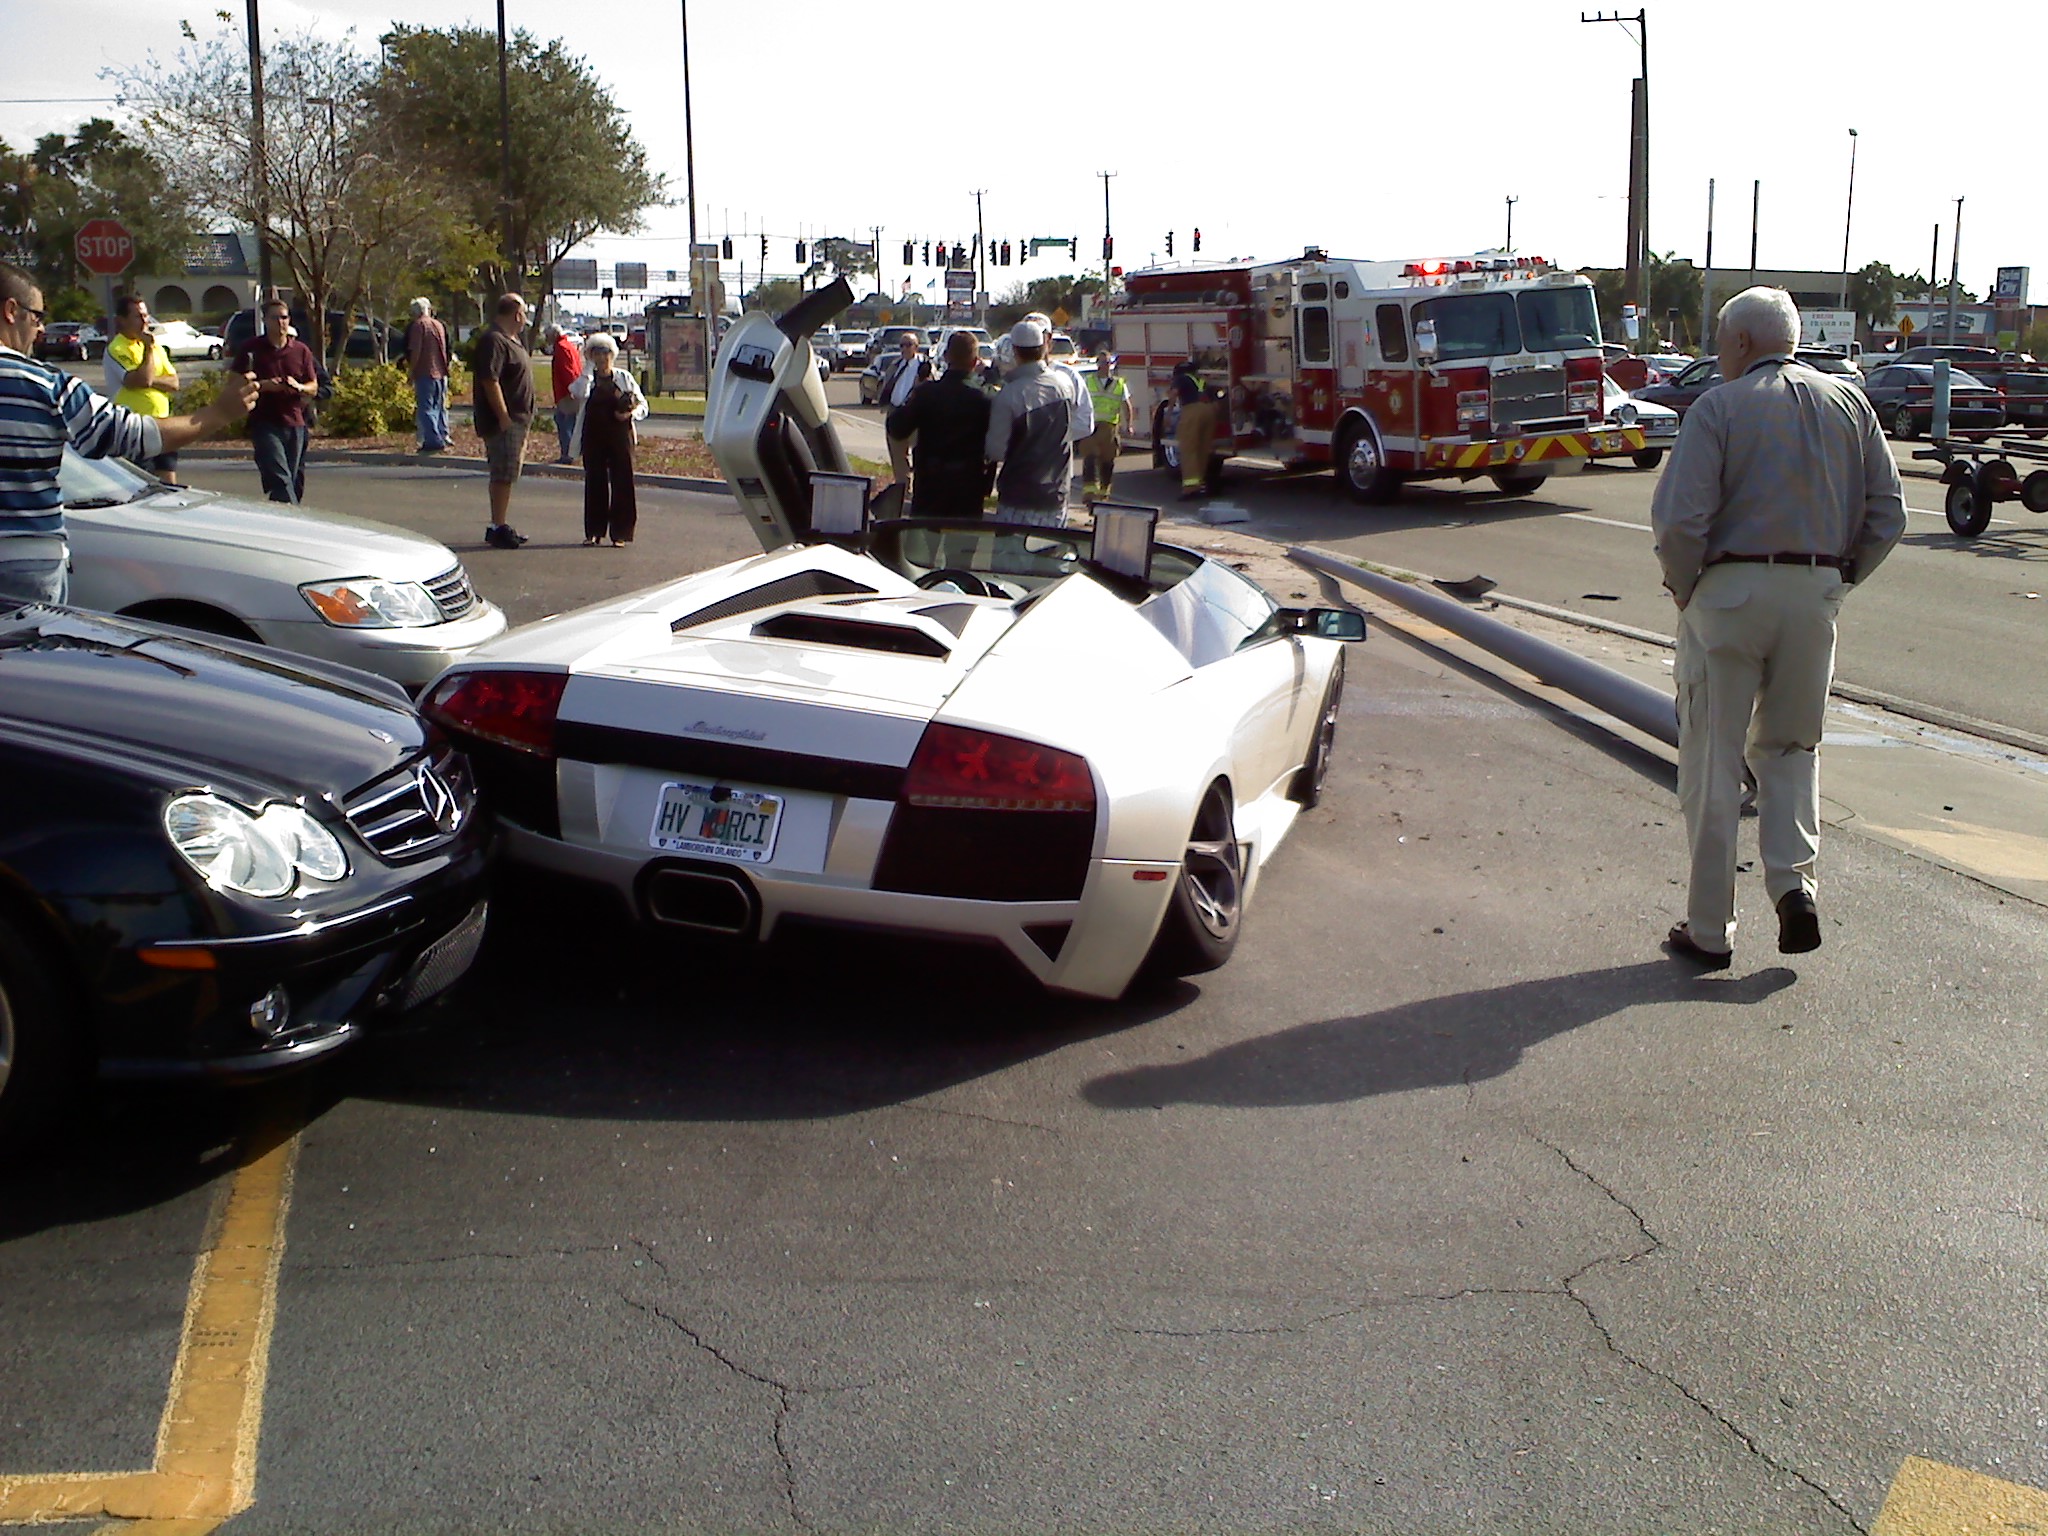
[1,459,2044,1534]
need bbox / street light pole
[244,0,272,299]
[1699,177,1715,352]
[1945,195,1964,344]
[971,189,987,329]
[1505,195,1518,252]
[495,0,515,290]
[1839,128,1858,308]
[679,0,711,383]
[1098,170,1116,300]
[1582,10,1650,350]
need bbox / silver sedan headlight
[299,577,442,629]
[164,794,349,897]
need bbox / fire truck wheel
[1334,420,1401,504]
[1490,470,1544,496]
[1631,449,1664,470]
[1153,404,1177,471]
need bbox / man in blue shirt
[0,261,256,604]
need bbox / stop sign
[75,219,136,277]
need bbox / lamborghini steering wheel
[914,568,999,597]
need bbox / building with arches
[123,231,259,322]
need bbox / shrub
[168,369,246,437]
[321,363,414,438]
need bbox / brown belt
[1705,552,1851,571]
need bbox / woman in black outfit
[566,333,648,545]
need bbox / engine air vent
[671,569,877,632]
[752,612,949,658]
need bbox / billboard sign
[1994,266,2030,304]
[615,261,649,290]
[1797,308,1858,352]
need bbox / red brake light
[424,669,567,755]
[905,723,1095,812]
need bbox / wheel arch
[117,599,265,644]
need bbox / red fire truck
[1110,249,1643,501]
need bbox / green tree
[0,120,198,309]
[369,26,662,304]
[1849,261,1903,332]
[110,26,478,358]
[744,278,803,314]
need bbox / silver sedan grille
[422,564,479,622]
[342,748,474,860]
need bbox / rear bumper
[500,820,1175,1000]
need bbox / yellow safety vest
[1087,372,1128,425]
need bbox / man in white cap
[984,318,1076,526]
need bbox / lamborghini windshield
[869,520,1203,597]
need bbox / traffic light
[1166,231,1174,256]
[1193,227,1202,253]
[922,241,931,265]
[795,241,806,263]
[902,240,914,265]
[759,234,767,260]
[1068,237,1078,259]
[721,235,733,260]
[1103,236,1113,261]
[1001,241,1012,266]
[952,243,966,267]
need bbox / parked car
[1995,372,2048,437]
[1861,364,2005,439]
[832,329,871,370]
[32,322,106,363]
[1632,349,1865,417]
[424,517,1361,1001]
[864,325,926,364]
[0,602,491,1144]
[58,447,508,692]
[149,320,224,360]
[222,308,400,365]
[1602,373,1680,468]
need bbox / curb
[177,444,727,496]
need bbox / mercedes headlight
[300,578,441,628]
[164,794,349,897]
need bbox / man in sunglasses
[0,261,256,605]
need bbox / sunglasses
[14,302,45,325]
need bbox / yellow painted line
[1875,1456,2048,1534]
[0,1127,298,1528]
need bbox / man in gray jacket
[985,319,1074,525]
[1651,286,1905,967]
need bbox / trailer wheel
[2022,469,2048,515]
[1890,404,1918,440]
[1944,477,1990,538]
[1334,419,1400,504]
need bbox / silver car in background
[59,450,507,691]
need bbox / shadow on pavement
[346,905,1190,1124]
[1082,960,1795,1110]
[1901,526,2048,562]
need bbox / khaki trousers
[1674,562,1845,951]
[1080,422,1121,492]
[1175,398,1218,490]
[886,429,915,495]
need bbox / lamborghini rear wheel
[1146,781,1243,977]
[1288,654,1345,809]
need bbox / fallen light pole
[1287,545,1679,747]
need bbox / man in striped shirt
[0,261,255,605]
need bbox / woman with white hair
[566,332,648,545]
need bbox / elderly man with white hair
[1650,285,1906,969]
[404,297,450,452]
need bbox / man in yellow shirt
[105,295,181,481]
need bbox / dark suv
[222,307,401,364]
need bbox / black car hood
[0,605,425,800]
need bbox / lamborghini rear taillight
[904,724,1096,813]
[424,670,566,756]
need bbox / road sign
[555,257,599,290]
[74,218,135,276]
[615,261,648,290]
[1900,315,1916,337]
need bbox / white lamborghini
[422,281,1362,998]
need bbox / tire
[1890,404,1918,440]
[119,602,264,643]
[1490,470,1544,496]
[1945,477,1990,538]
[1155,405,1179,472]
[0,921,81,1151]
[1631,449,1665,470]
[1333,419,1401,504]
[1288,653,1346,809]
[1144,781,1244,978]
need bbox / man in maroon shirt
[232,298,318,503]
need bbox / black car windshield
[1413,293,1519,361]
[871,520,1202,598]
[58,447,158,506]
[1516,285,1602,352]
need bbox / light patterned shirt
[1651,354,1906,604]
[0,345,163,549]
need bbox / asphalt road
[2,462,2044,1533]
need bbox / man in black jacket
[877,331,934,491]
[888,331,992,517]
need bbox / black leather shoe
[1776,891,1821,954]
[1665,923,1733,969]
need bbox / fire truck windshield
[1413,285,1603,361]
[1515,285,1602,353]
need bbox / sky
[8,0,2044,310]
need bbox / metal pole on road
[1286,547,1679,747]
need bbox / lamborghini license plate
[648,782,782,863]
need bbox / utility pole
[1839,128,1858,308]
[1748,178,1759,282]
[244,0,272,298]
[1581,10,1649,350]
[1099,170,1116,301]
[1927,223,1940,341]
[1945,195,1963,344]
[495,0,515,290]
[1698,177,1715,352]
[970,189,987,328]
[1505,195,1518,252]
[872,224,883,312]
[679,0,712,380]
